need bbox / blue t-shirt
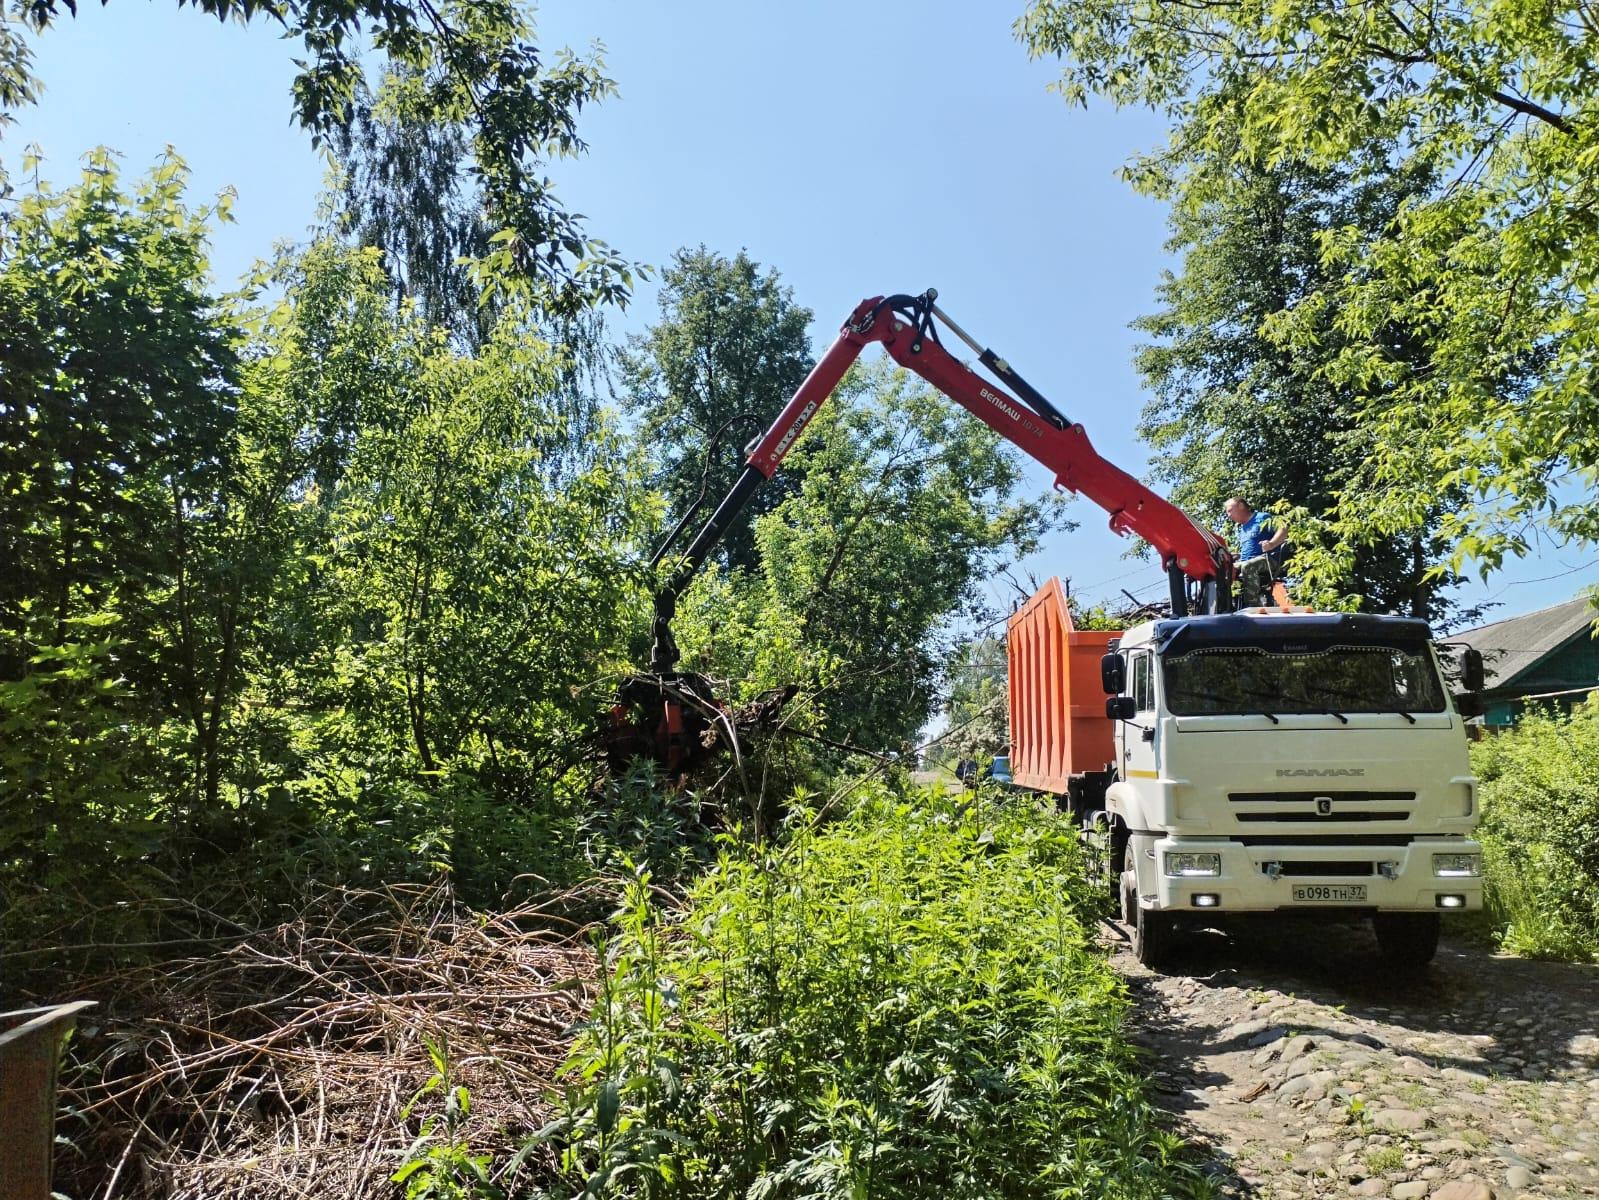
[1236,511,1275,560]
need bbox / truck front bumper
[1145,836,1484,913]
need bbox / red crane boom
[618,289,1236,772]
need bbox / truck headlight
[1432,853,1481,878]
[1164,852,1221,877]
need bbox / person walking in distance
[1224,497,1288,607]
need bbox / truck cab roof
[1117,610,1437,654]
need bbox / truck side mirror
[1101,652,1126,695]
[1105,696,1136,721]
[1462,647,1485,693]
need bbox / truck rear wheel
[1373,912,1439,970]
[1133,899,1175,970]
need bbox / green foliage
[0,156,657,931]
[622,247,815,572]
[937,635,1008,767]
[1018,0,1599,587]
[331,66,499,346]
[0,617,159,901]
[201,239,654,898]
[578,764,721,884]
[0,151,245,901]
[265,241,652,777]
[1473,698,1599,962]
[9,0,632,314]
[1070,596,1124,631]
[1129,111,1474,620]
[749,364,1053,749]
[394,1037,503,1200]
[551,785,1202,1199]
[660,360,1055,758]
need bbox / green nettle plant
[543,784,1210,1200]
[1473,698,1599,963]
[393,1037,501,1200]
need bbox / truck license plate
[1293,884,1367,903]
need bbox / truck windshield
[1161,643,1446,716]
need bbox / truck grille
[1268,861,1374,877]
[1229,791,1416,805]
[1230,790,1415,824]
[1237,834,1412,846]
[1236,811,1410,823]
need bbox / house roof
[1455,595,1599,690]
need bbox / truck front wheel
[1373,912,1440,969]
[1133,900,1175,970]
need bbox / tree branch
[1486,88,1572,134]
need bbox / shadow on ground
[1106,916,1599,1197]
[1147,918,1599,1081]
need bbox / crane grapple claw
[605,673,796,777]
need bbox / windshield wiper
[1175,689,1280,722]
[1321,709,1350,724]
[1316,687,1421,723]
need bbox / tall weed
[546,784,1202,1199]
[1474,698,1599,962]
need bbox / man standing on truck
[1224,497,1288,607]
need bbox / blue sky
[7,0,1593,626]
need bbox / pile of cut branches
[42,880,598,1199]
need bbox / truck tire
[1133,899,1175,970]
[1121,869,1138,927]
[1373,912,1440,970]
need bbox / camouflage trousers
[1237,555,1277,608]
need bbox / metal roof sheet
[1454,595,1599,689]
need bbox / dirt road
[1109,919,1599,1199]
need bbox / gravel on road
[1110,919,1599,1199]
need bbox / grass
[1363,1146,1404,1174]
[544,781,1210,1199]
[1390,1081,1432,1109]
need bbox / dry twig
[41,879,598,1199]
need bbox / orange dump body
[1006,577,1121,794]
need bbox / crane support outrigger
[611,290,1238,772]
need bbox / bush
[550,783,1203,1199]
[1473,699,1599,962]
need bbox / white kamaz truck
[1008,581,1487,970]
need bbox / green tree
[0,151,247,893]
[1018,0,1599,585]
[1132,120,1472,619]
[938,634,1009,767]
[243,242,655,791]
[6,0,632,313]
[0,150,253,805]
[674,363,1054,752]
[0,151,237,664]
[0,152,657,914]
[331,67,496,346]
[621,247,814,572]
